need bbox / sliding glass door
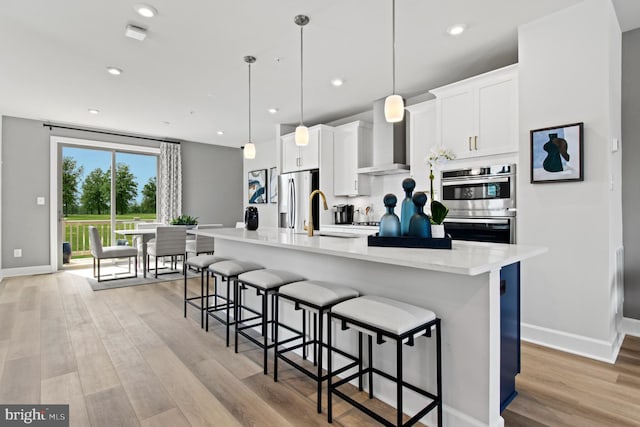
[61,145,157,263]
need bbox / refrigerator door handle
[290,178,296,228]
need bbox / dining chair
[88,226,138,282]
[147,225,187,278]
[186,224,222,258]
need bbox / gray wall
[181,140,243,226]
[1,117,51,268]
[1,115,243,270]
[622,28,640,319]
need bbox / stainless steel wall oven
[441,164,516,244]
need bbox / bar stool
[235,269,306,374]
[274,280,360,414]
[207,260,263,346]
[327,295,442,427]
[183,254,226,329]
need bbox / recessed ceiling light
[331,78,344,87]
[268,108,278,114]
[88,109,100,115]
[217,131,224,135]
[106,66,123,75]
[446,24,466,36]
[134,4,157,18]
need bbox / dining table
[115,228,158,278]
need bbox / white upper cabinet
[430,64,518,159]
[333,121,372,196]
[281,125,327,173]
[406,100,436,191]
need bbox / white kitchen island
[197,227,545,427]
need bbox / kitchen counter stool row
[183,254,442,426]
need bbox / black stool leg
[226,276,232,347]
[327,311,333,423]
[358,331,363,391]
[397,338,403,427]
[183,263,188,318]
[368,334,374,399]
[234,280,240,353]
[302,310,307,360]
[200,268,205,328]
[262,290,269,374]
[273,294,280,382]
[436,320,442,426]
[206,273,211,331]
[317,309,324,414]
[313,313,317,366]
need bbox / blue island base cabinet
[500,262,521,412]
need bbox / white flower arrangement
[426,147,456,199]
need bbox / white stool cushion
[100,245,138,259]
[208,260,263,277]
[331,295,436,336]
[278,280,358,308]
[186,255,226,269]
[237,269,306,290]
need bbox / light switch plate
[13,249,22,258]
[612,138,619,152]
[36,196,45,205]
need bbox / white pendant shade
[384,94,405,123]
[295,125,309,146]
[244,142,256,159]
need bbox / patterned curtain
[158,142,182,224]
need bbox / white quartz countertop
[197,227,546,276]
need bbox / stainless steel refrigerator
[278,169,319,233]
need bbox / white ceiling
[1,0,632,148]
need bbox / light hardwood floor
[0,272,638,426]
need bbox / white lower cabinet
[333,121,372,196]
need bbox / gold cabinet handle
[468,136,472,151]
[474,135,478,150]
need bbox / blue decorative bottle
[408,192,432,238]
[400,178,416,236]
[379,194,401,237]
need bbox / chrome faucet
[306,190,328,236]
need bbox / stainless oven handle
[444,218,510,225]
[442,177,510,186]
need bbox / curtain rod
[43,123,180,144]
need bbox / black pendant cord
[300,24,304,126]
[392,0,396,95]
[42,123,179,144]
[248,61,252,143]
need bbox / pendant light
[243,55,256,159]
[294,14,310,146]
[384,0,404,123]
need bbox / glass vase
[379,194,401,237]
[408,192,432,238]
[400,178,416,236]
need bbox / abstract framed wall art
[248,169,267,203]
[268,166,277,203]
[530,122,584,183]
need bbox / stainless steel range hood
[356,97,409,176]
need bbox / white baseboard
[621,317,640,338]
[443,405,504,427]
[522,322,622,364]
[1,265,55,278]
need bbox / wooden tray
[367,234,452,249]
